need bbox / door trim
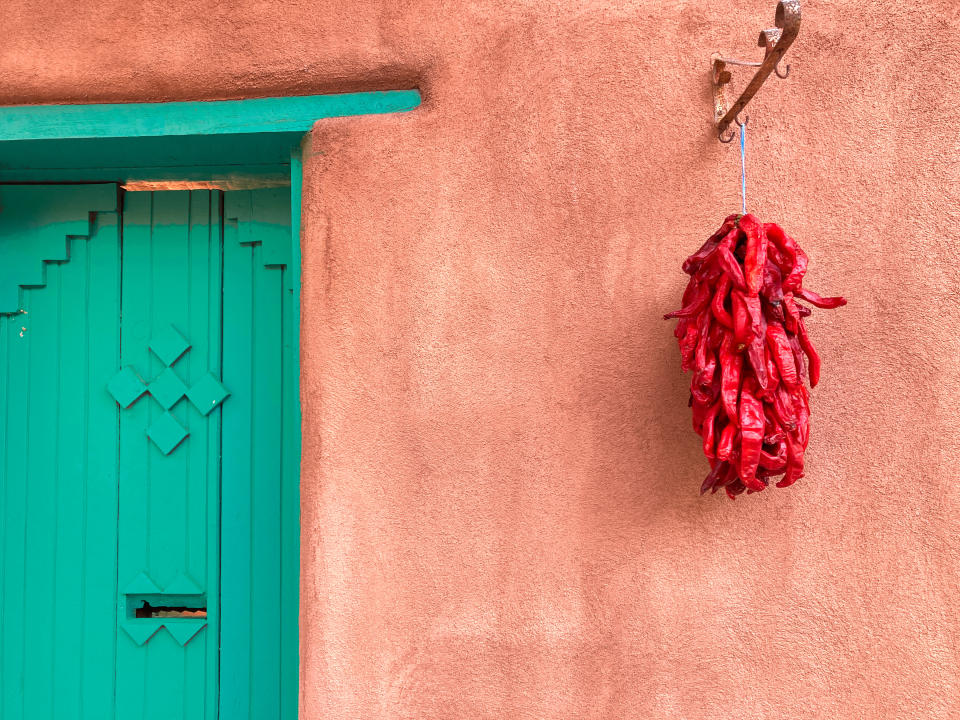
[0,91,420,141]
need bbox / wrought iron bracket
[712,0,801,142]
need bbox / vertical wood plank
[146,191,190,720]
[54,233,86,720]
[82,212,122,720]
[206,194,222,720]
[1,304,29,720]
[23,253,59,720]
[0,300,9,719]
[251,237,283,718]
[221,190,255,720]
[115,190,152,720]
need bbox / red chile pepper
[708,318,724,350]
[682,239,721,276]
[759,445,787,473]
[717,243,748,291]
[790,385,811,448]
[782,294,800,333]
[702,400,722,459]
[683,215,738,274]
[698,346,718,392]
[718,462,739,491]
[725,481,746,499]
[771,384,798,432]
[744,295,769,392]
[691,395,710,434]
[691,377,716,408]
[664,281,711,320]
[762,259,783,305]
[739,214,767,296]
[731,290,751,347]
[764,300,786,327]
[776,432,805,488]
[700,460,726,495]
[746,337,768,393]
[763,420,785,445]
[796,317,821,387]
[717,423,737,462]
[665,216,845,498]
[711,275,734,329]
[703,459,742,495]
[797,287,847,309]
[764,351,780,399]
[737,380,766,491]
[719,335,742,424]
[766,323,800,389]
[679,323,699,372]
[766,240,786,270]
[788,333,807,385]
[693,312,714,392]
[765,222,808,293]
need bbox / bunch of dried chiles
[665,214,846,498]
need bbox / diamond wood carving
[107,323,230,454]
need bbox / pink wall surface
[5,0,960,717]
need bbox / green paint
[0,185,121,719]
[0,133,299,184]
[0,92,421,184]
[1,186,298,718]
[285,148,303,720]
[115,190,221,719]
[0,90,420,141]
[220,189,298,718]
[0,184,118,312]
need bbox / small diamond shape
[107,366,147,408]
[149,325,191,366]
[148,367,188,409]
[147,412,188,455]
[186,373,230,416]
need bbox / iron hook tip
[775,61,791,79]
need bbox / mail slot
[126,594,207,619]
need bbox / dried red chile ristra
[665,214,846,499]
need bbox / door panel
[115,191,221,720]
[221,188,297,719]
[0,185,297,719]
[221,188,300,720]
[0,184,121,720]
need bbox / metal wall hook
[712,0,800,140]
[718,113,750,144]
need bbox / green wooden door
[0,184,298,719]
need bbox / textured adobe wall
[5,0,960,718]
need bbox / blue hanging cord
[738,117,747,215]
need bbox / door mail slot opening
[127,594,207,619]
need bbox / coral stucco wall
[5,0,960,717]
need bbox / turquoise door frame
[0,90,421,718]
